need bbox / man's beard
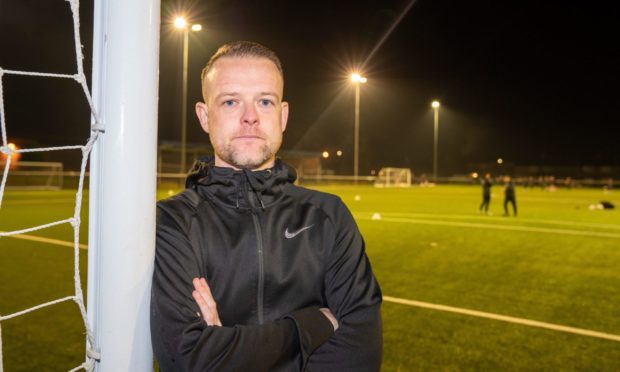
[216,141,276,170]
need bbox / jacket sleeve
[151,204,335,372]
[306,200,383,372]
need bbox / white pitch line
[383,295,620,343]
[1,233,87,249]
[358,215,620,239]
[370,211,620,231]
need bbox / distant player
[479,173,492,214]
[503,176,517,216]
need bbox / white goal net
[374,167,412,187]
[0,0,99,369]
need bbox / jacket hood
[185,155,297,211]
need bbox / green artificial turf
[1,185,619,371]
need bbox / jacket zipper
[249,192,265,324]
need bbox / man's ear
[280,101,289,133]
[195,102,209,133]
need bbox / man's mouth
[234,135,263,140]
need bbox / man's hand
[320,308,339,331]
[192,277,222,326]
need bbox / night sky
[1,0,618,174]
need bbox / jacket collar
[185,156,296,212]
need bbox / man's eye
[222,100,235,107]
[259,99,273,107]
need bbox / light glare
[191,24,202,31]
[351,73,367,83]
[322,151,330,159]
[432,101,440,108]
[174,17,187,29]
[2,142,21,165]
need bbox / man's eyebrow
[213,92,281,101]
[215,92,240,100]
[260,92,281,100]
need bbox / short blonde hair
[200,41,283,87]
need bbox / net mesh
[0,0,100,371]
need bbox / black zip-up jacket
[151,157,382,371]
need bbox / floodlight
[191,24,202,31]
[351,73,367,83]
[174,17,187,28]
[432,101,440,108]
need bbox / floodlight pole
[351,73,366,181]
[175,21,201,173]
[180,27,189,174]
[432,101,440,182]
[354,83,360,179]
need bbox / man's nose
[241,103,259,126]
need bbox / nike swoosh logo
[284,224,314,239]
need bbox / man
[151,41,382,371]
[479,173,492,215]
[503,176,517,216]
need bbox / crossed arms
[192,277,339,330]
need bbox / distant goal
[374,167,412,187]
[1,161,63,190]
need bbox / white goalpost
[87,0,160,371]
[374,167,412,187]
[0,0,159,371]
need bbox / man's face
[195,56,289,170]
